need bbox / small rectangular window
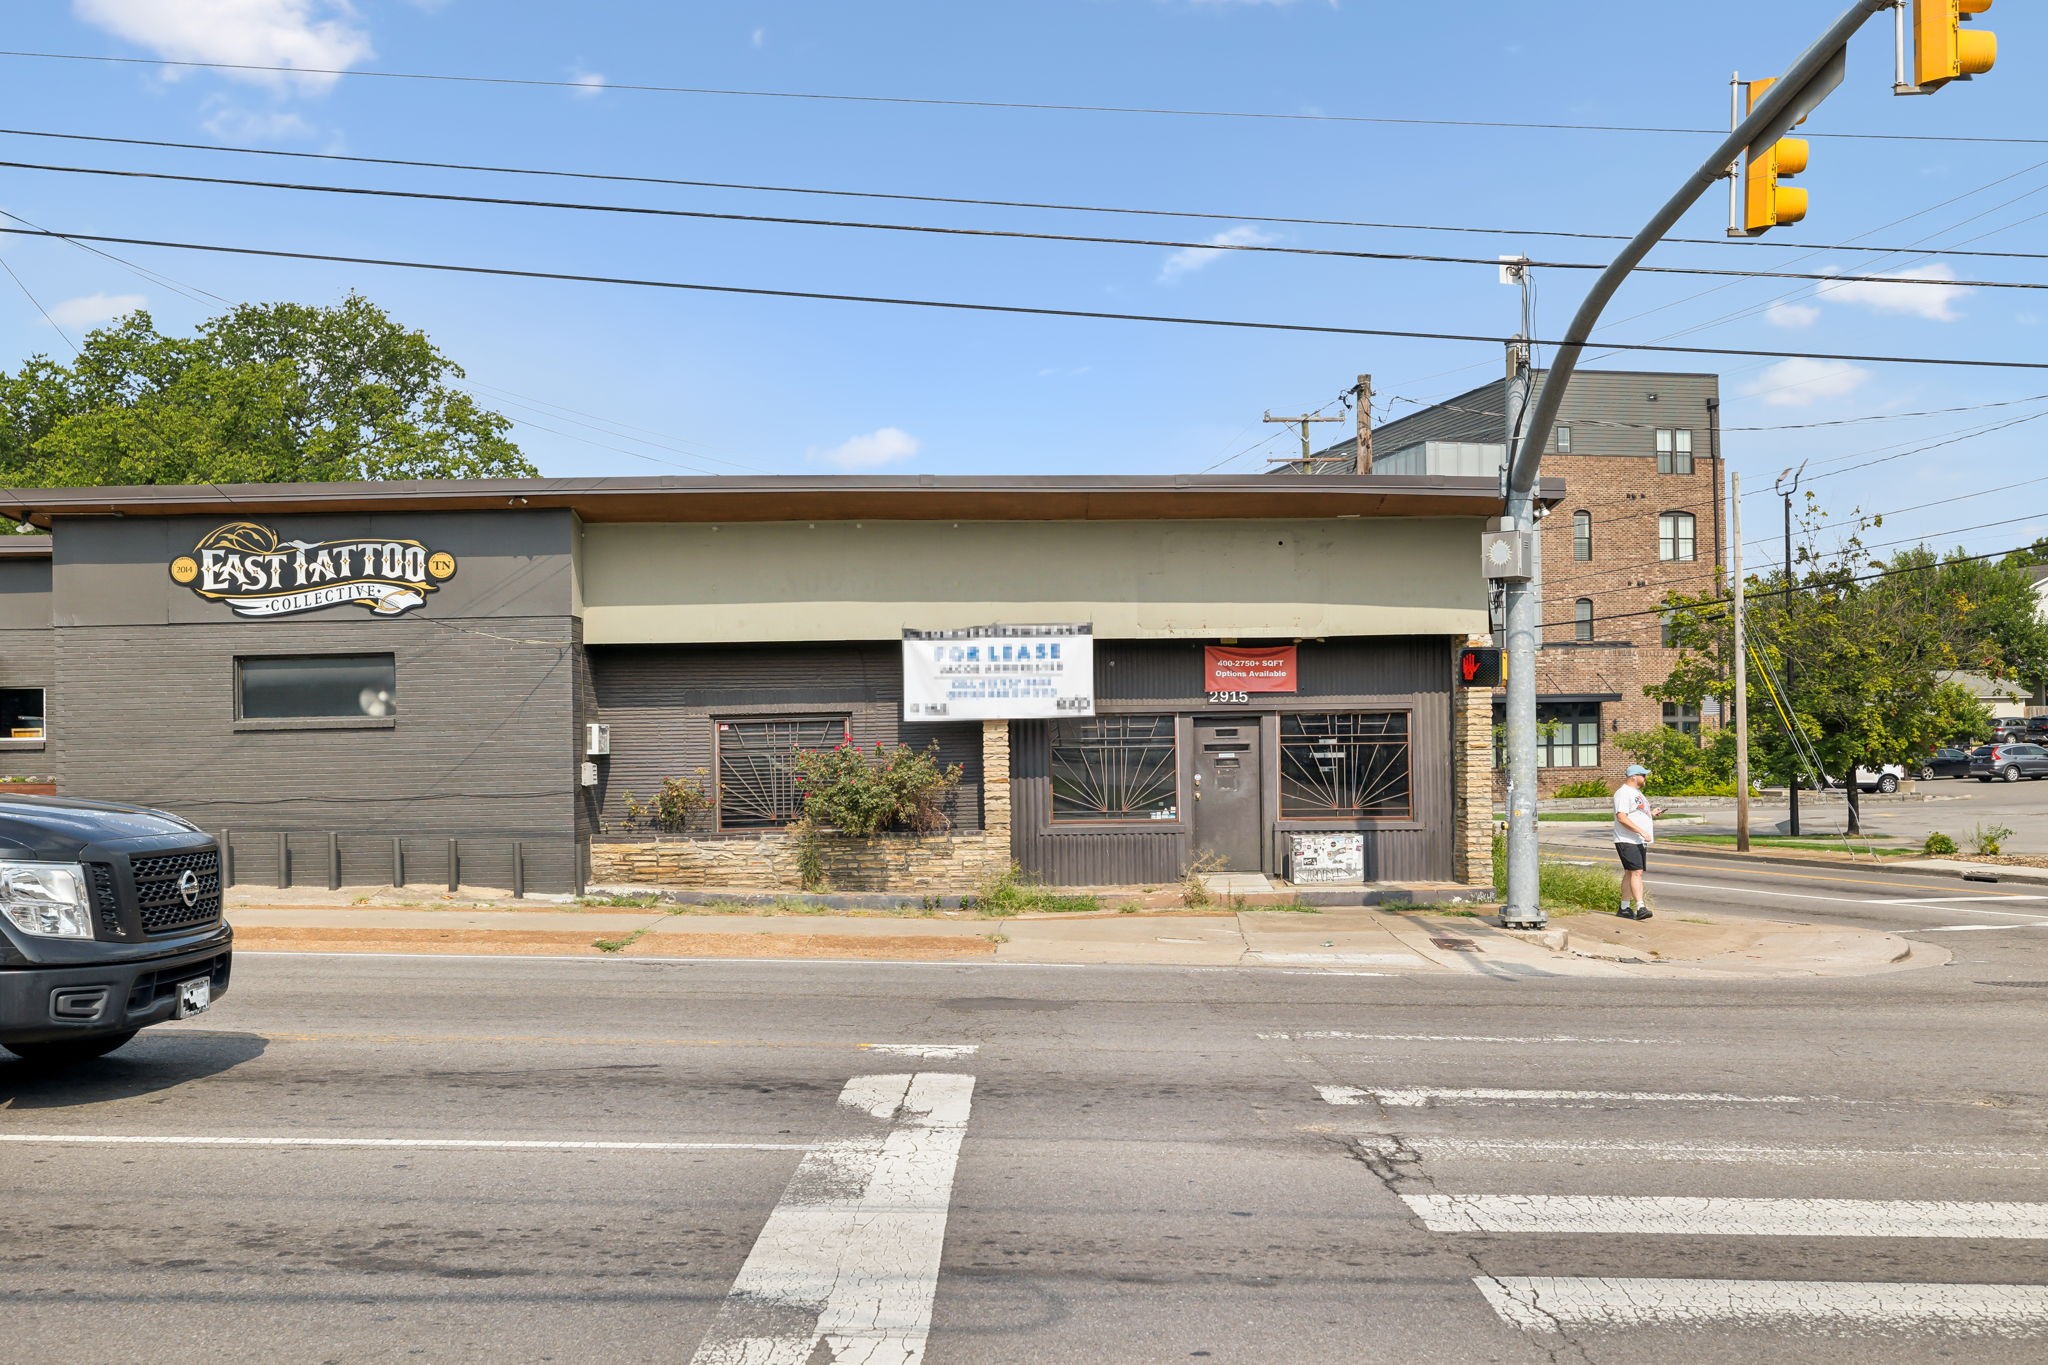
[0,687,45,740]
[237,655,395,719]
[1574,598,1595,643]
[1659,511,1697,562]
[717,716,850,830]
[1663,703,1701,736]
[1051,715,1179,822]
[1572,510,1592,562]
[1554,424,1573,453]
[1279,713,1411,819]
[1656,428,1695,475]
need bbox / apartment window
[1050,715,1179,822]
[717,716,851,830]
[1663,703,1702,736]
[1659,511,1697,562]
[1574,598,1595,642]
[0,687,44,741]
[1555,424,1573,453]
[1661,611,1677,648]
[1278,713,1411,820]
[1572,509,1592,561]
[237,655,395,720]
[1538,702,1601,769]
[1656,428,1695,475]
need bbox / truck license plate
[175,977,212,1018]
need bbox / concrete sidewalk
[219,896,1934,980]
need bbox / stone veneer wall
[1451,650,1496,888]
[590,719,1012,891]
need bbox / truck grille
[130,848,224,935]
[87,862,121,939]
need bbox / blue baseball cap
[1625,764,1651,777]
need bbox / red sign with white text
[1204,646,1298,693]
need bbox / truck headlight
[0,862,93,939]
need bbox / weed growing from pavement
[1970,823,2016,857]
[1492,834,1622,914]
[967,863,1101,916]
[579,893,663,909]
[592,927,651,953]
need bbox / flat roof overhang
[0,474,1563,529]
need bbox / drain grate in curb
[1979,980,2048,988]
[1430,937,1480,952]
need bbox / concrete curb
[583,883,1499,911]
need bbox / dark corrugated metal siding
[1015,638,1456,885]
[590,643,983,838]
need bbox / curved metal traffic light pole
[1496,0,1892,928]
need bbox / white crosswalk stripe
[1478,1278,2048,1335]
[1407,1194,2048,1239]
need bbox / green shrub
[1923,831,1958,857]
[1614,726,1744,797]
[1969,823,2014,857]
[792,741,964,836]
[1551,779,1610,799]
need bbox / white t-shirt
[1614,785,1654,845]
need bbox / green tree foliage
[1654,499,2035,822]
[0,296,533,525]
[1614,726,1742,797]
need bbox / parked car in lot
[0,795,230,1066]
[2028,717,2048,742]
[1991,717,2028,742]
[1813,763,1908,793]
[1918,747,1975,780]
[1969,743,2048,783]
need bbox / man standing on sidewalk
[1613,763,1663,920]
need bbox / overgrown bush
[792,741,964,837]
[1179,850,1228,908]
[1923,831,1958,857]
[1969,823,2014,857]
[1551,779,1610,799]
[621,773,713,832]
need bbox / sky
[0,0,2044,573]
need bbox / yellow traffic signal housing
[1741,79,1809,234]
[1915,0,1996,90]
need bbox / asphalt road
[5,878,2047,1365]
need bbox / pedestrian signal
[1458,647,1505,687]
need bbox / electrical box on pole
[1480,529,1536,582]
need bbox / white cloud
[1158,226,1275,283]
[72,0,373,93]
[569,68,606,98]
[1817,262,1971,322]
[751,27,766,48]
[1743,357,1872,408]
[1766,300,1820,329]
[808,427,920,471]
[46,293,148,329]
[200,96,314,141]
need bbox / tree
[1654,500,2032,833]
[1,295,533,528]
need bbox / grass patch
[579,893,662,909]
[967,863,1102,917]
[592,926,651,953]
[1539,811,1699,823]
[680,896,839,916]
[1665,834,1916,857]
[1495,834,1624,914]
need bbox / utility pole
[1353,375,1375,475]
[1264,410,1343,467]
[1494,0,1891,930]
[1732,471,1751,852]
[1778,462,1805,836]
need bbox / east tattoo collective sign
[169,521,458,619]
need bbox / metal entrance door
[1192,718,1263,872]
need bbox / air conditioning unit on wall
[587,723,611,757]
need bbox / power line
[2,50,2039,145]
[16,156,2048,294]
[0,257,75,353]
[9,125,2048,265]
[7,224,2048,373]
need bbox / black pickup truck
[0,795,231,1065]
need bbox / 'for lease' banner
[902,624,1094,721]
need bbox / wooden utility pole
[1731,470,1750,851]
[1263,410,1343,467]
[1353,374,1375,475]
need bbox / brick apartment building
[1296,370,1726,794]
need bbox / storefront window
[0,687,44,740]
[1050,715,1178,822]
[237,655,396,719]
[717,716,850,829]
[1279,713,1411,819]
[1537,702,1601,768]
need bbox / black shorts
[1615,842,1647,872]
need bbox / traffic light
[1915,0,1996,91]
[1741,78,1809,234]
[1458,647,1505,687]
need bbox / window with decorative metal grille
[716,716,850,830]
[1656,428,1694,475]
[1279,713,1411,819]
[1050,715,1179,822]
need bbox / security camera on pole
[1492,0,1997,932]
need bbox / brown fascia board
[0,534,53,558]
[0,475,1564,528]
